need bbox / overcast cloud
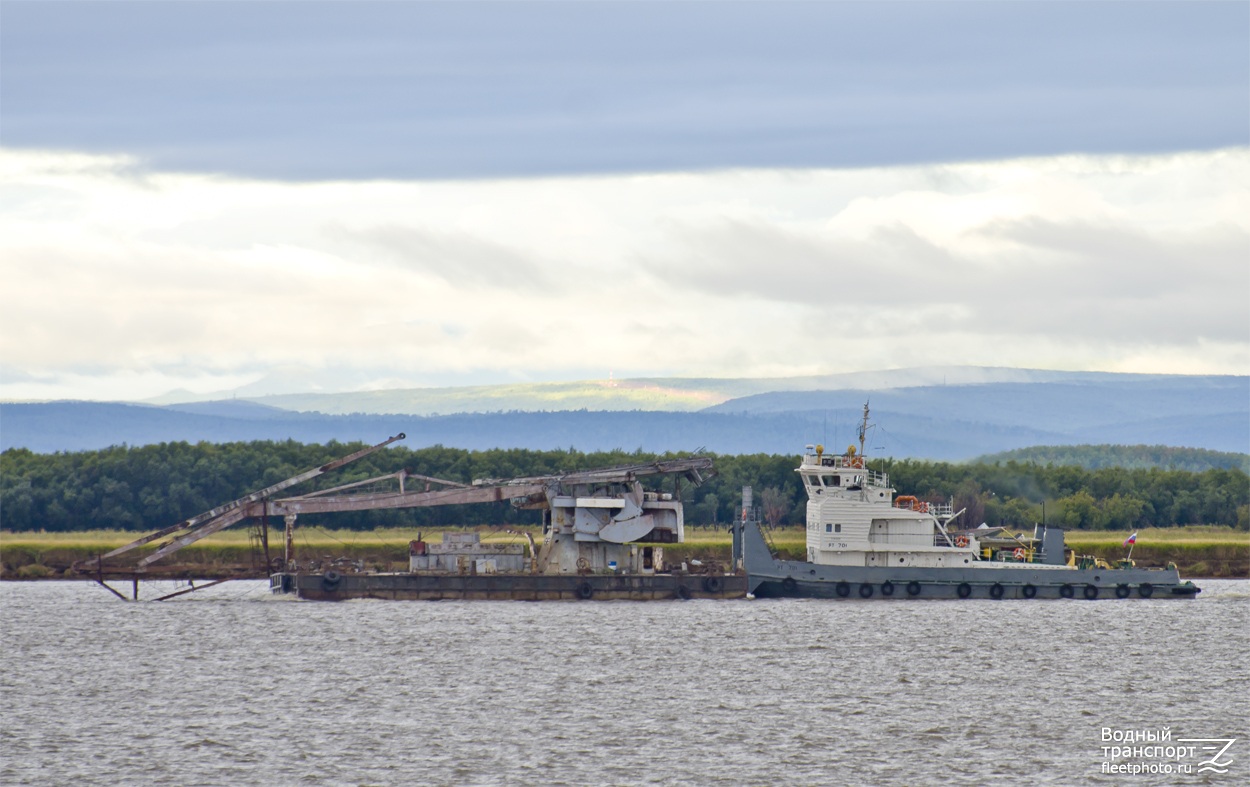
[2,148,1246,400]
[2,2,1246,179]
[0,2,1247,401]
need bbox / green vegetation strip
[4,526,1244,579]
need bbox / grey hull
[743,522,1200,600]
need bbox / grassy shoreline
[2,525,1246,580]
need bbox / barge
[78,433,745,601]
[270,459,746,600]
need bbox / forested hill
[976,445,1250,473]
[2,441,1247,533]
[4,383,1248,459]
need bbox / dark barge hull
[272,572,747,601]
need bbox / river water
[1,580,1247,786]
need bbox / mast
[858,401,870,458]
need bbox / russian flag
[1123,532,1138,547]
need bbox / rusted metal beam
[255,482,550,516]
[96,432,406,563]
[403,472,470,488]
[153,578,233,602]
[290,471,407,498]
[137,508,249,567]
[93,577,129,601]
[473,457,716,489]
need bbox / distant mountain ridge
[143,366,1162,415]
[3,369,1246,459]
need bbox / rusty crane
[75,434,718,600]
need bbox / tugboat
[743,404,1201,600]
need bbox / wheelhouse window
[825,523,832,533]
[806,476,822,487]
[822,475,839,487]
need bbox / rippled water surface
[2,580,1247,786]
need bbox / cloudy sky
[2,1,1247,401]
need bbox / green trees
[1,441,1246,533]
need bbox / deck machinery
[75,435,745,601]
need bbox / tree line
[974,444,1249,474]
[1,440,1246,533]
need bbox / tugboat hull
[744,522,1200,600]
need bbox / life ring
[1012,548,1026,561]
[1022,583,1037,599]
[781,576,799,595]
[703,576,724,594]
[956,583,972,599]
[1083,584,1099,600]
[321,570,342,591]
[835,581,850,598]
[881,581,895,597]
[575,581,594,600]
[1115,584,1131,599]
[858,583,873,598]
[1060,584,1075,599]
[989,583,1005,599]
[1138,583,1153,598]
[906,581,922,597]
[674,584,691,600]
[955,536,969,548]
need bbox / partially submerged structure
[77,434,745,601]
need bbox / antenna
[858,401,870,458]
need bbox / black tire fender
[703,576,723,594]
[1115,584,1131,599]
[1022,583,1037,599]
[1083,584,1099,600]
[858,583,873,598]
[906,581,921,597]
[321,570,342,592]
[575,581,594,600]
[674,584,691,600]
[956,583,972,599]
[881,581,895,597]
[781,576,798,595]
[989,583,1005,599]
[1138,583,1153,598]
[1060,584,1075,599]
[834,581,850,598]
